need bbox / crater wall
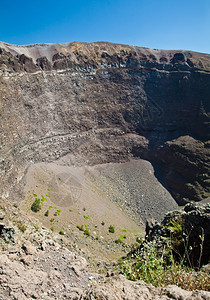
[0,41,209,203]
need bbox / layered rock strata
[0,41,209,204]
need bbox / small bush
[115,238,123,244]
[59,230,64,235]
[109,225,115,233]
[44,210,49,217]
[101,221,105,226]
[77,225,84,231]
[40,195,47,203]
[83,215,89,220]
[17,223,26,232]
[34,224,39,231]
[119,234,126,239]
[76,224,91,236]
[55,209,62,216]
[31,198,41,212]
[84,228,91,236]
[50,226,54,231]
[136,237,143,244]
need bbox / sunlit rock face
[0,41,209,204]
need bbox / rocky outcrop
[155,136,210,204]
[0,41,209,204]
[83,275,210,300]
[146,203,210,268]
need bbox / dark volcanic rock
[0,41,209,204]
[155,136,210,204]
[36,56,52,71]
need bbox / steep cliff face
[0,41,209,204]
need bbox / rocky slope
[0,41,209,207]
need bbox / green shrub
[109,225,115,233]
[84,224,90,236]
[50,226,54,231]
[119,234,126,239]
[40,195,47,203]
[59,230,64,235]
[31,198,41,212]
[83,215,89,220]
[101,221,105,226]
[44,210,49,217]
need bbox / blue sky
[1,0,210,53]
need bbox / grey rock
[0,223,15,243]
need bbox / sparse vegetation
[119,216,210,292]
[119,242,210,291]
[101,221,105,226]
[50,226,54,231]
[83,215,89,220]
[59,230,64,235]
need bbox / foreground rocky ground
[0,198,210,299]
